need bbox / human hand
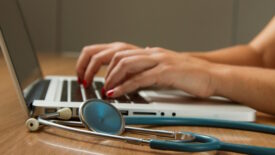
[104,47,216,98]
[76,42,139,87]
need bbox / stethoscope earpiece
[26,118,40,132]
[26,107,72,132]
[57,108,72,120]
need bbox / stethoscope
[26,99,275,154]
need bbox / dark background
[14,0,275,54]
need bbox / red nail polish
[83,80,87,88]
[101,88,106,98]
[106,90,114,97]
[77,77,82,84]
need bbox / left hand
[104,47,216,98]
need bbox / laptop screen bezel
[0,28,32,117]
[0,0,45,117]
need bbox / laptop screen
[0,0,42,95]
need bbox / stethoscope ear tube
[150,134,221,152]
[220,142,275,155]
[34,117,223,152]
[125,117,275,134]
[127,117,275,154]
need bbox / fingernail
[101,88,106,98]
[83,80,87,88]
[106,89,114,98]
[77,77,82,84]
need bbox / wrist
[183,59,218,98]
[207,62,232,97]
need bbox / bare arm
[188,16,275,68]
[76,16,275,115]
[188,17,275,115]
[210,63,275,115]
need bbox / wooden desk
[1,53,275,155]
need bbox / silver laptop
[0,0,256,121]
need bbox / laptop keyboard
[61,80,68,102]
[26,80,50,107]
[71,81,83,102]
[62,80,148,104]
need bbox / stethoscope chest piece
[79,99,125,135]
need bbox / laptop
[0,0,256,121]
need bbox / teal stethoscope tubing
[125,117,275,154]
[125,117,275,134]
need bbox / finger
[105,49,150,79]
[106,67,160,98]
[76,44,108,81]
[104,55,157,90]
[83,47,120,87]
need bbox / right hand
[103,47,215,98]
[76,42,139,87]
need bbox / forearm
[209,63,275,115]
[187,16,275,68]
[186,44,264,67]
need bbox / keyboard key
[104,99,115,103]
[93,81,146,104]
[115,95,131,103]
[95,81,107,99]
[127,92,148,104]
[25,79,50,107]
[61,80,68,101]
[39,80,51,100]
[71,81,83,102]
[84,86,97,100]
[95,81,104,90]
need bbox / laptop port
[133,112,156,116]
[120,110,129,116]
[172,112,176,117]
[161,112,165,116]
[45,108,57,114]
